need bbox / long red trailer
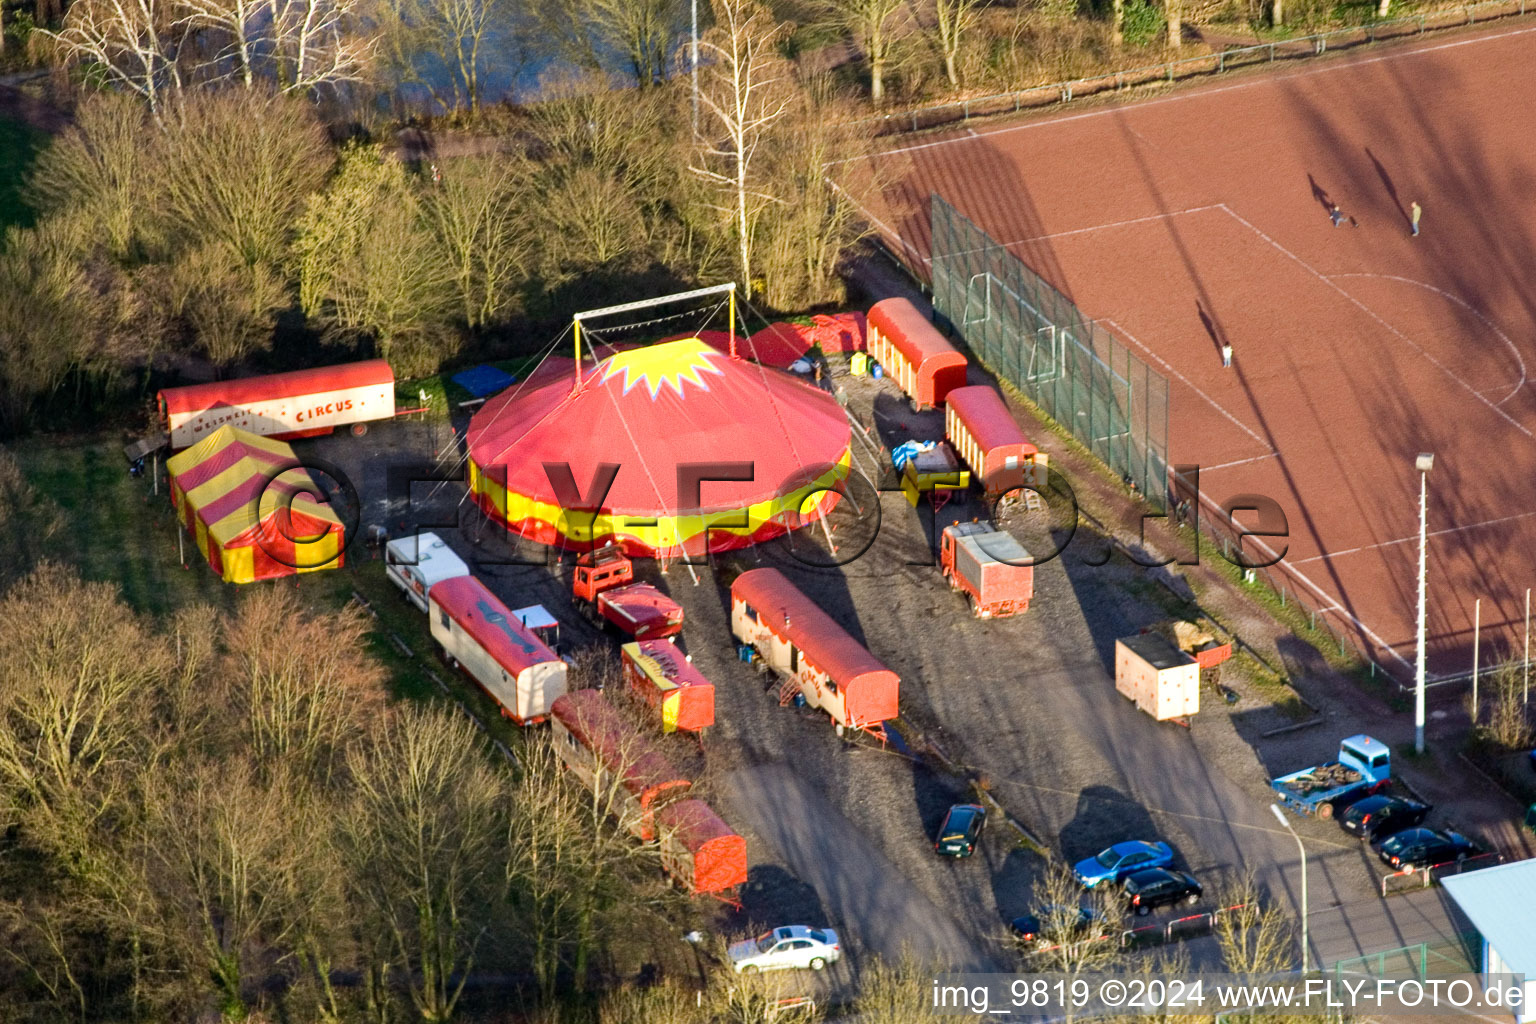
[940,522,1034,618]
[430,576,568,724]
[549,690,691,840]
[730,568,899,737]
[655,798,747,900]
[157,360,396,449]
[866,297,968,411]
[944,385,1048,497]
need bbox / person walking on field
[1330,203,1345,227]
[1222,342,1233,369]
[1411,201,1422,236]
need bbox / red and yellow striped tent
[166,425,345,584]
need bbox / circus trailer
[549,690,692,840]
[944,385,1048,497]
[621,640,716,733]
[385,532,470,613]
[866,297,969,411]
[940,522,1034,619]
[730,568,900,738]
[429,575,568,724]
[1114,633,1200,722]
[166,425,345,584]
[157,360,396,449]
[654,798,748,901]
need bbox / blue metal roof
[1442,858,1536,976]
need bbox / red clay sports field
[854,21,1536,681]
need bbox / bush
[1122,0,1167,45]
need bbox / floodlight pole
[1414,452,1433,756]
[691,0,699,135]
[1270,803,1308,972]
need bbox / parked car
[1122,868,1203,916]
[935,804,987,857]
[1072,840,1174,888]
[728,926,842,973]
[1339,796,1431,842]
[1373,828,1479,871]
[1010,905,1114,947]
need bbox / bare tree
[1022,860,1125,979]
[919,0,982,89]
[342,706,507,1022]
[853,952,945,1023]
[294,143,460,375]
[1484,660,1533,749]
[376,0,502,112]
[1213,876,1295,974]
[175,0,372,93]
[691,0,796,299]
[44,0,189,117]
[539,0,687,89]
[0,451,65,591]
[26,91,147,260]
[423,155,531,328]
[817,0,905,104]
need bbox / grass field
[13,436,531,748]
[0,115,45,232]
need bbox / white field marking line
[837,181,929,269]
[1194,488,1413,668]
[852,22,1536,161]
[1288,507,1536,565]
[1329,272,1528,405]
[930,204,1226,264]
[1104,317,1275,452]
[1218,205,1535,439]
[1201,452,1282,472]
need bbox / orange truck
[940,522,1034,618]
[572,544,684,641]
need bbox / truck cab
[385,532,471,613]
[573,544,634,603]
[1271,733,1391,819]
[1339,734,1392,786]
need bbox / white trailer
[157,360,397,449]
[385,532,471,613]
[429,575,567,724]
[1115,633,1200,721]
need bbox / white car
[728,926,842,973]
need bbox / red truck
[940,522,1034,618]
[572,544,684,641]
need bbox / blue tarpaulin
[452,365,515,398]
[890,440,936,473]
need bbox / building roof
[1442,858,1536,976]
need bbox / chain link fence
[930,194,1170,510]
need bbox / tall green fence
[929,194,1170,509]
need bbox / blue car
[1072,840,1174,888]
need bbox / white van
[384,532,470,612]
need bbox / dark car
[1339,796,1431,842]
[1010,905,1113,947]
[1373,828,1479,871]
[935,804,986,857]
[1122,868,1202,916]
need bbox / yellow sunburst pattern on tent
[600,339,726,399]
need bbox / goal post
[571,282,738,393]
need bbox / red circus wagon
[549,690,691,840]
[654,799,748,902]
[157,360,396,449]
[944,385,1049,498]
[621,641,716,733]
[866,297,969,411]
[729,568,899,740]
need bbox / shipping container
[940,522,1033,618]
[549,690,692,840]
[866,297,968,411]
[430,575,568,724]
[944,385,1048,497]
[655,798,748,899]
[1114,634,1200,721]
[157,360,397,449]
[730,568,899,736]
[622,641,716,733]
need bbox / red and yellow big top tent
[166,425,345,583]
[466,338,852,558]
